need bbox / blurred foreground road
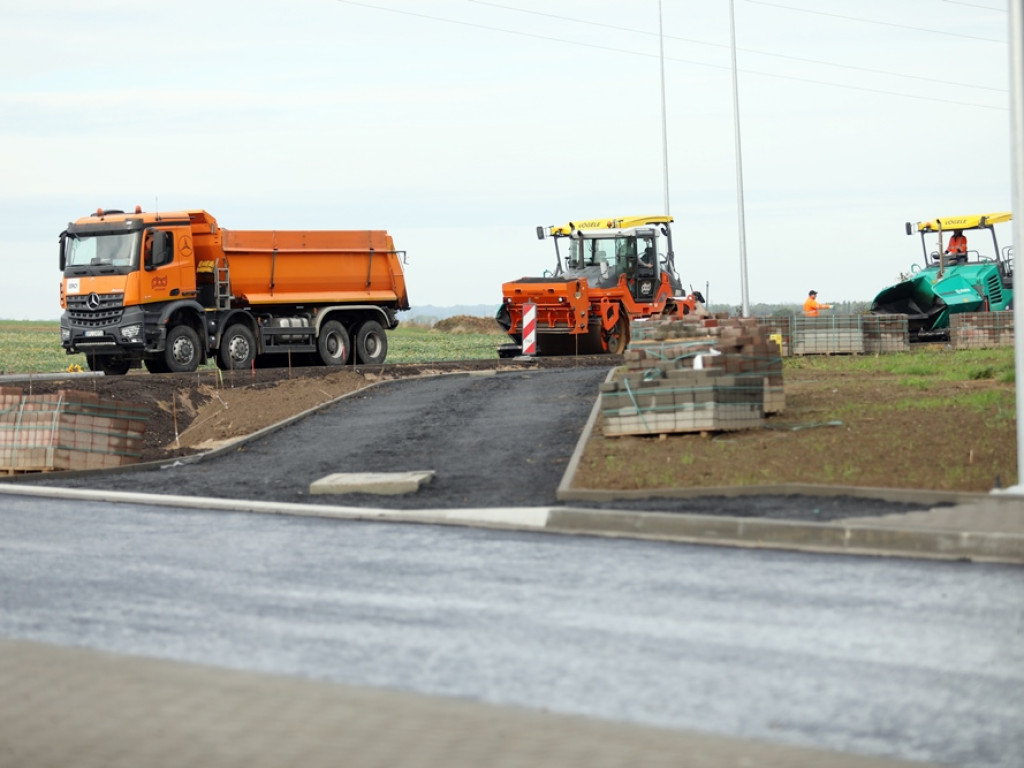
[1,497,1021,767]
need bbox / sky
[1,0,1016,320]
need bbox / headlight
[121,324,142,340]
[60,327,71,341]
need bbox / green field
[1,320,1016,381]
[0,320,508,374]
[0,321,84,375]
[785,344,1017,385]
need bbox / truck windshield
[565,237,636,270]
[65,232,140,270]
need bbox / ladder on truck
[215,266,231,310]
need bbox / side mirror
[536,226,547,240]
[58,231,68,271]
[145,229,173,270]
[904,222,913,236]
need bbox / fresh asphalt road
[22,367,608,509]
[1,496,1021,768]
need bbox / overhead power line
[745,0,1006,44]
[335,0,1007,111]
[337,0,659,61]
[468,0,1006,94]
[943,0,1006,10]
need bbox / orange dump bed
[220,229,409,309]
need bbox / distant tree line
[405,300,875,325]
[708,301,873,317]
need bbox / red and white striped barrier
[522,301,537,356]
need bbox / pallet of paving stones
[0,386,149,473]
[602,315,784,437]
[950,311,1015,350]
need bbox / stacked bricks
[862,314,909,354]
[950,311,1015,350]
[791,314,909,355]
[754,315,791,357]
[791,315,865,355]
[0,387,149,473]
[601,315,784,437]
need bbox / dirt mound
[174,371,375,453]
[432,315,502,334]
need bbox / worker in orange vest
[803,290,832,317]
[945,230,967,262]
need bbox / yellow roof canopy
[916,212,1012,232]
[549,215,673,236]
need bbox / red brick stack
[0,387,149,473]
[600,315,784,437]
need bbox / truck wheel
[164,325,201,373]
[354,320,388,364]
[218,324,256,370]
[317,320,350,365]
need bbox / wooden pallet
[0,466,56,476]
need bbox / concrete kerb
[0,483,557,533]
[1,481,1020,565]
[545,507,1024,565]
[0,371,104,384]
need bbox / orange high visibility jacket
[946,234,967,255]
[803,296,829,317]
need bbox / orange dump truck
[59,207,409,374]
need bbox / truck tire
[218,324,256,370]
[317,320,350,365]
[354,320,388,365]
[144,357,169,374]
[164,325,201,373]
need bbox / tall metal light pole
[1007,0,1024,495]
[729,0,751,317]
[659,0,670,216]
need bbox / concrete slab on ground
[310,470,435,496]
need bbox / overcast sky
[1,0,1015,320]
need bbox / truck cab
[555,222,681,302]
[59,207,203,374]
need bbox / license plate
[85,330,103,337]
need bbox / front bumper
[61,305,154,358]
